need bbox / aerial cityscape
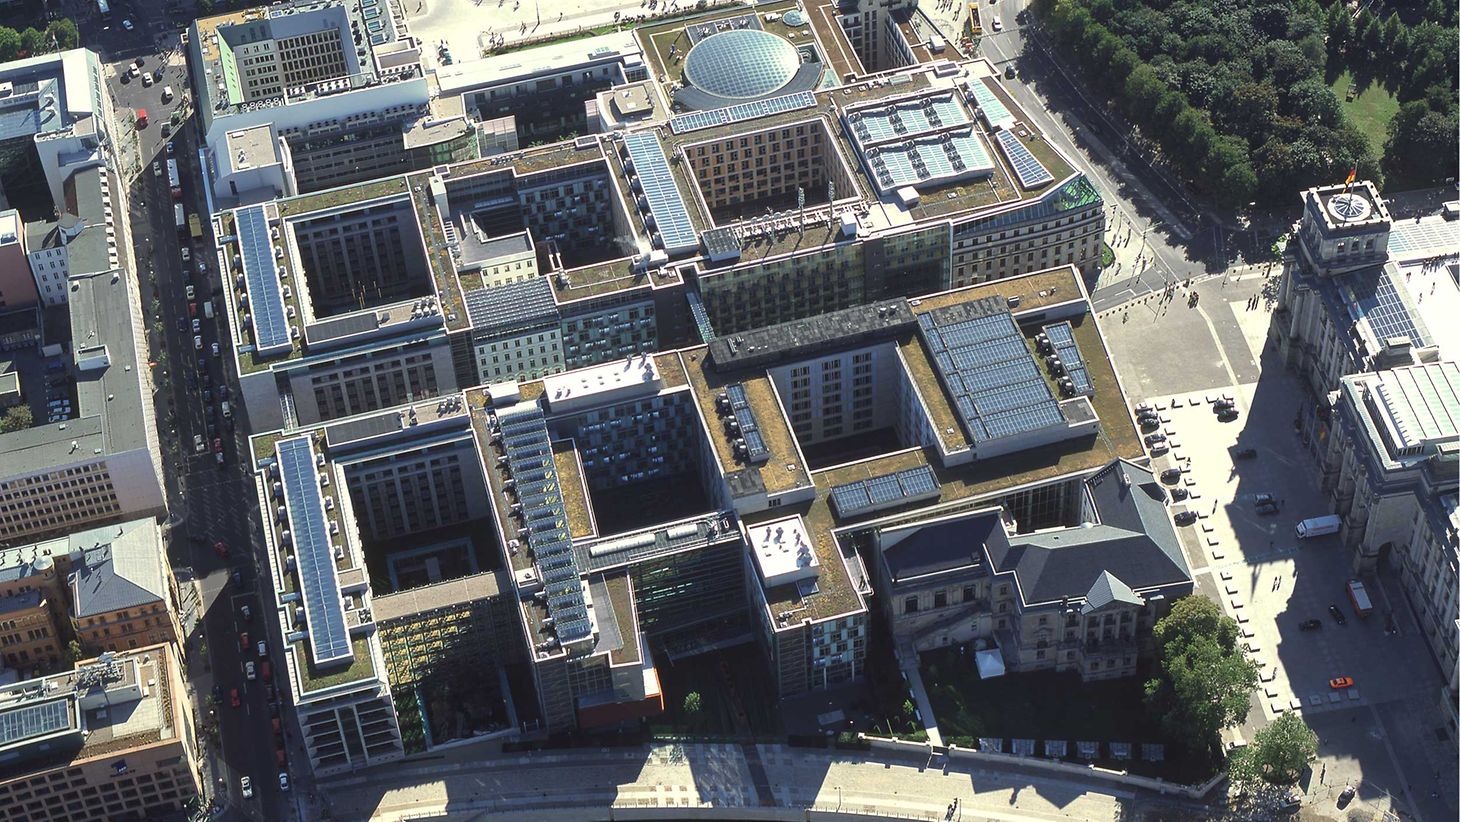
[0,0,1454,820]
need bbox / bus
[188,213,203,241]
[166,159,180,191]
[97,0,112,17]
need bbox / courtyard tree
[683,691,702,730]
[1,405,32,433]
[1229,713,1319,789]
[67,640,82,662]
[1143,596,1259,754]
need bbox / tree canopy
[1143,596,1259,753]
[1230,713,1320,788]
[1032,0,1458,205]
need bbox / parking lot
[1103,272,1457,820]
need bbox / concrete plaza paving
[1102,272,1458,822]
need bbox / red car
[188,302,197,318]
[229,687,241,708]
[213,541,229,558]
[213,438,223,454]
[275,748,287,767]
[260,660,272,682]
[239,631,249,651]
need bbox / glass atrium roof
[683,29,801,101]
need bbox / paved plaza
[1102,272,1459,822]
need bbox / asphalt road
[89,4,309,819]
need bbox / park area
[919,647,1217,783]
[1328,70,1399,156]
[649,642,783,739]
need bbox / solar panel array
[1386,218,1460,259]
[497,405,592,643]
[1343,267,1428,347]
[1042,321,1092,396]
[623,132,700,253]
[277,437,354,667]
[669,91,816,134]
[968,80,1014,131]
[829,465,941,518]
[919,310,1064,443]
[864,129,994,190]
[725,383,771,463]
[0,698,70,746]
[235,205,292,352]
[994,129,1054,189]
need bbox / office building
[0,538,72,675]
[0,210,37,310]
[1321,361,1458,725]
[188,0,473,204]
[0,644,202,822]
[66,519,180,655]
[0,183,163,543]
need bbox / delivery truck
[1295,514,1342,538]
[1346,579,1373,618]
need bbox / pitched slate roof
[69,521,167,618]
[1081,570,1142,614]
[984,459,1191,607]
[882,511,1005,582]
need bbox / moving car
[278,772,290,792]
[1328,604,1348,625]
[185,284,194,300]
[991,15,1003,30]
[213,437,223,454]
[1328,676,1354,690]
[1299,619,1323,631]
[211,342,221,358]
[121,18,134,31]
[193,334,202,350]
[229,687,241,708]
[261,660,272,681]
[245,660,256,681]
[240,776,252,799]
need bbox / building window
[903,596,918,614]
[933,591,947,608]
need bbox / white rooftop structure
[748,515,820,589]
[542,354,662,414]
[1366,361,1460,453]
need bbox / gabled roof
[881,510,1005,582]
[1081,570,1142,614]
[984,459,1192,607]
[69,522,166,618]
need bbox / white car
[257,640,267,658]
[240,776,252,799]
[142,73,153,87]
[152,162,161,177]
[245,660,256,680]
[181,247,190,262]
[191,318,200,333]
[185,284,195,300]
[121,19,133,31]
[991,16,1003,31]
[278,772,290,792]
[194,434,206,453]
[211,342,221,358]
[193,335,202,350]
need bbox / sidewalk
[895,642,943,747]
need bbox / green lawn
[1330,70,1399,155]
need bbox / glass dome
[683,29,801,101]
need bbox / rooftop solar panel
[828,464,942,518]
[1042,321,1093,397]
[669,90,816,134]
[236,205,292,353]
[1343,267,1428,348]
[623,132,700,254]
[277,437,353,667]
[0,698,70,746]
[968,80,1014,130]
[725,383,771,463]
[497,405,592,643]
[919,304,1065,444]
[994,129,1055,189]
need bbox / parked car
[193,434,205,453]
[1173,510,1198,526]
[229,688,241,708]
[212,342,221,358]
[261,660,272,682]
[142,73,153,87]
[257,640,267,658]
[1299,619,1323,631]
[213,541,229,558]
[1329,676,1354,690]
[1169,486,1189,502]
[239,631,249,650]
[1328,604,1348,625]
[1338,784,1356,807]
[1233,446,1257,459]
[1255,501,1280,515]
[1159,467,1183,484]
[1217,406,1240,421]
[185,284,195,300]
[1145,433,1167,446]
[213,437,223,454]
[216,451,225,466]
[193,334,202,350]
[241,603,252,621]
[1138,414,1160,429]
[240,776,252,799]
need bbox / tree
[46,19,78,51]
[0,28,20,62]
[1144,597,1259,753]
[1229,714,1319,788]
[1,404,32,433]
[683,691,701,716]
[198,0,216,13]
[19,28,44,57]
[67,640,83,662]
[1384,99,1460,183]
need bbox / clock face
[1327,192,1371,223]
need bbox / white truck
[1296,514,1342,538]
